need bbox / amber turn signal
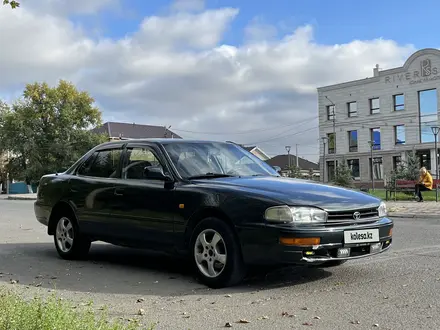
[279,237,320,246]
[389,228,393,237]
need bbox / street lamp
[431,126,440,202]
[285,146,291,173]
[368,141,375,192]
[321,137,328,183]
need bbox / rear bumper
[34,201,50,226]
[238,217,393,266]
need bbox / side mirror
[143,166,173,181]
[273,166,281,173]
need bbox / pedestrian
[415,167,433,202]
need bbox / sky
[1,0,439,162]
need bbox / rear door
[108,143,176,250]
[68,145,124,238]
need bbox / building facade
[318,48,440,187]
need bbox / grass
[367,188,437,201]
[0,289,155,330]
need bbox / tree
[287,165,302,178]
[333,160,353,188]
[3,1,19,9]
[0,80,108,186]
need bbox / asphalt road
[1,199,440,330]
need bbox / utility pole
[285,146,291,173]
[295,144,299,167]
[321,137,328,183]
[325,96,337,180]
[368,141,375,192]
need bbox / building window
[394,125,405,145]
[369,157,383,180]
[347,159,360,179]
[348,130,358,152]
[327,105,335,121]
[370,98,380,114]
[370,128,381,150]
[347,102,357,117]
[419,89,438,143]
[417,150,431,170]
[327,160,338,182]
[394,94,404,111]
[393,156,402,170]
[327,133,335,154]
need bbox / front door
[109,143,176,250]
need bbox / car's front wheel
[54,215,91,260]
[191,217,246,288]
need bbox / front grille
[327,207,379,223]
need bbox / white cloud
[170,0,205,12]
[0,4,415,161]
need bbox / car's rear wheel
[191,217,246,288]
[54,215,91,260]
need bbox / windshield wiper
[188,173,236,180]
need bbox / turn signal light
[279,237,320,246]
[389,228,393,237]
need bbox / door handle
[114,188,124,196]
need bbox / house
[266,154,320,179]
[92,122,182,140]
[241,146,270,161]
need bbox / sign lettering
[385,59,439,85]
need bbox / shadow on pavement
[0,242,332,296]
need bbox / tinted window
[77,149,122,178]
[123,147,164,180]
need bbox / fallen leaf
[35,283,42,287]
[301,307,309,310]
[373,324,379,327]
[9,279,18,284]
[225,294,232,298]
[281,312,289,317]
[314,316,321,320]
[136,298,145,303]
[237,319,250,324]
[350,320,361,324]
[302,322,313,326]
[137,309,145,316]
[224,323,232,328]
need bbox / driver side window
[123,146,164,180]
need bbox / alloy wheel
[55,217,74,253]
[194,229,227,278]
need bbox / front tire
[190,217,246,288]
[54,215,91,260]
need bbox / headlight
[264,206,327,224]
[378,202,387,217]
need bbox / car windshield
[162,141,279,179]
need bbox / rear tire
[190,217,246,288]
[53,214,91,260]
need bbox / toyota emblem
[353,211,361,220]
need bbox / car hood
[193,176,381,211]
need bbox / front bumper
[34,201,51,227]
[238,217,393,266]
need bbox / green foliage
[387,150,420,187]
[333,160,353,188]
[0,289,154,330]
[3,0,19,9]
[287,165,302,178]
[0,80,108,184]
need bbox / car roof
[96,138,237,148]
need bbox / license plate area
[344,229,379,244]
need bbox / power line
[171,116,318,135]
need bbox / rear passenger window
[77,149,122,178]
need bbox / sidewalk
[387,201,440,219]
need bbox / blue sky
[73,0,440,48]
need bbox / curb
[389,213,439,219]
[7,196,37,201]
